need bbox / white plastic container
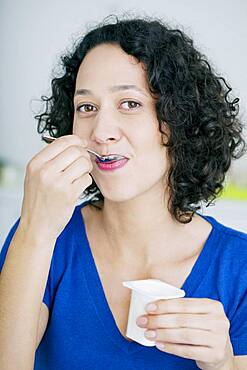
[122,279,185,346]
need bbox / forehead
[75,44,149,90]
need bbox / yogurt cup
[122,279,185,346]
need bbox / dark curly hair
[35,14,246,223]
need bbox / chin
[92,171,166,203]
[92,179,138,203]
[99,188,139,203]
[94,181,156,204]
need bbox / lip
[96,153,131,161]
[96,158,129,171]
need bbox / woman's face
[73,43,168,202]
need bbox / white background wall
[0,0,247,245]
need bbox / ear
[160,121,170,145]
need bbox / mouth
[96,158,129,171]
[95,153,130,163]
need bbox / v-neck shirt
[1,201,247,369]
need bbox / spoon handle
[41,135,123,161]
[86,148,102,158]
[41,135,100,158]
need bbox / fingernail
[136,316,148,326]
[156,342,165,350]
[145,330,156,338]
[146,303,157,312]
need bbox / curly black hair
[35,14,246,223]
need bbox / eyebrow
[74,84,149,97]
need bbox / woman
[0,14,247,369]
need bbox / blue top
[1,201,247,369]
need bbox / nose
[90,110,122,145]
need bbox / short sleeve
[0,218,52,310]
[0,218,21,271]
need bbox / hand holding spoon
[41,134,125,162]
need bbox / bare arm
[0,134,93,370]
[0,225,56,370]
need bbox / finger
[34,135,87,164]
[62,156,93,183]
[146,327,216,347]
[146,313,215,331]
[47,145,91,174]
[71,173,93,196]
[155,342,212,362]
[146,298,221,315]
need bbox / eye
[121,100,142,110]
[76,100,142,114]
[76,104,97,113]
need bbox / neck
[97,189,193,267]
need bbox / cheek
[138,150,168,179]
[72,119,89,138]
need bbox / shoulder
[200,212,247,242]
[213,216,247,243]
[201,213,247,263]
